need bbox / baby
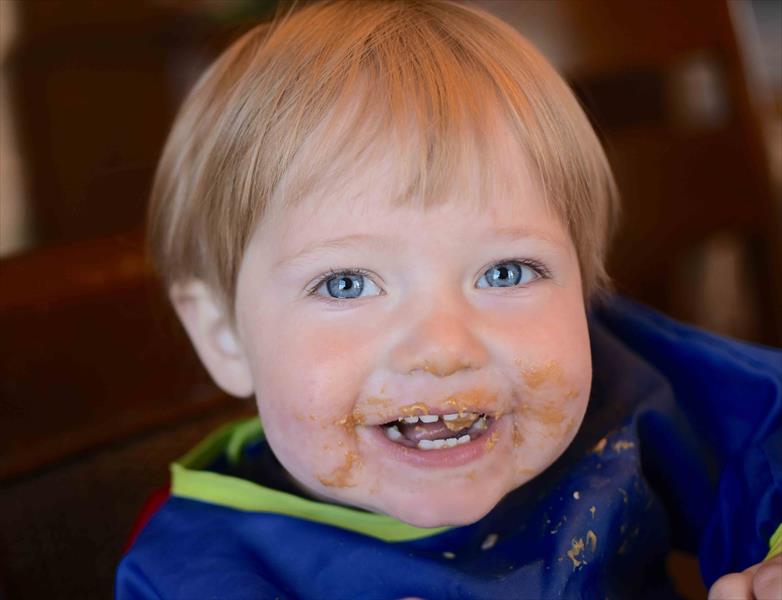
[117,1,782,598]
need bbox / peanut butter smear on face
[363,396,390,407]
[334,410,365,431]
[441,389,497,415]
[358,388,502,422]
[318,450,360,488]
[484,430,500,451]
[320,410,366,487]
[523,402,566,427]
[399,403,429,417]
[512,421,523,447]
[520,360,564,389]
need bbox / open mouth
[380,412,494,450]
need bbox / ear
[170,280,254,398]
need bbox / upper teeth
[399,412,479,424]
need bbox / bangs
[265,0,557,215]
[274,70,527,216]
[149,0,618,309]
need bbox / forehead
[263,100,561,245]
[258,159,571,277]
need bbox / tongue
[398,420,469,442]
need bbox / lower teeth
[383,415,490,450]
[417,435,471,450]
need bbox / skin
[708,555,782,600]
[222,134,592,528]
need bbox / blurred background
[1,0,780,597]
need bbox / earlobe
[170,280,254,398]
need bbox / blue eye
[476,261,542,289]
[327,273,362,299]
[310,269,382,300]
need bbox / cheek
[243,313,376,486]
[493,294,591,460]
[492,291,591,385]
[250,312,368,409]
[266,310,380,378]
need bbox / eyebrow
[493,226,565,246]
[273,234,400,272]
[273,226,567,272]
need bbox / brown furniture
[0,231,254,598]
[2,1,778,597]
[491,0,782,346]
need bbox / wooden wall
[1,1,778,597]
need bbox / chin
[383,492,502,529]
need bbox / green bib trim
[766,522,782,560]
[171,417,450,542]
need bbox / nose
[389,295,489,377]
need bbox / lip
[364,414,506,468]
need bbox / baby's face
[235,151,591,527]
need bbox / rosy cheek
[512,358,588,448]
[253,351,365,487]
[263,409,366,491]
[293,317,376,368]
[312,412,371,489]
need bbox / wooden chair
[0,230,254,598]
[488,0,782,346]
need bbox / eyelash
[304,259,551,302]
[304,267,377,298]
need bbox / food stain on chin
[511,421,523,447]
[318,449,360,488]
[320,409,366,487]
[484,430,499,451]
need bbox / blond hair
[148,0,619,310]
